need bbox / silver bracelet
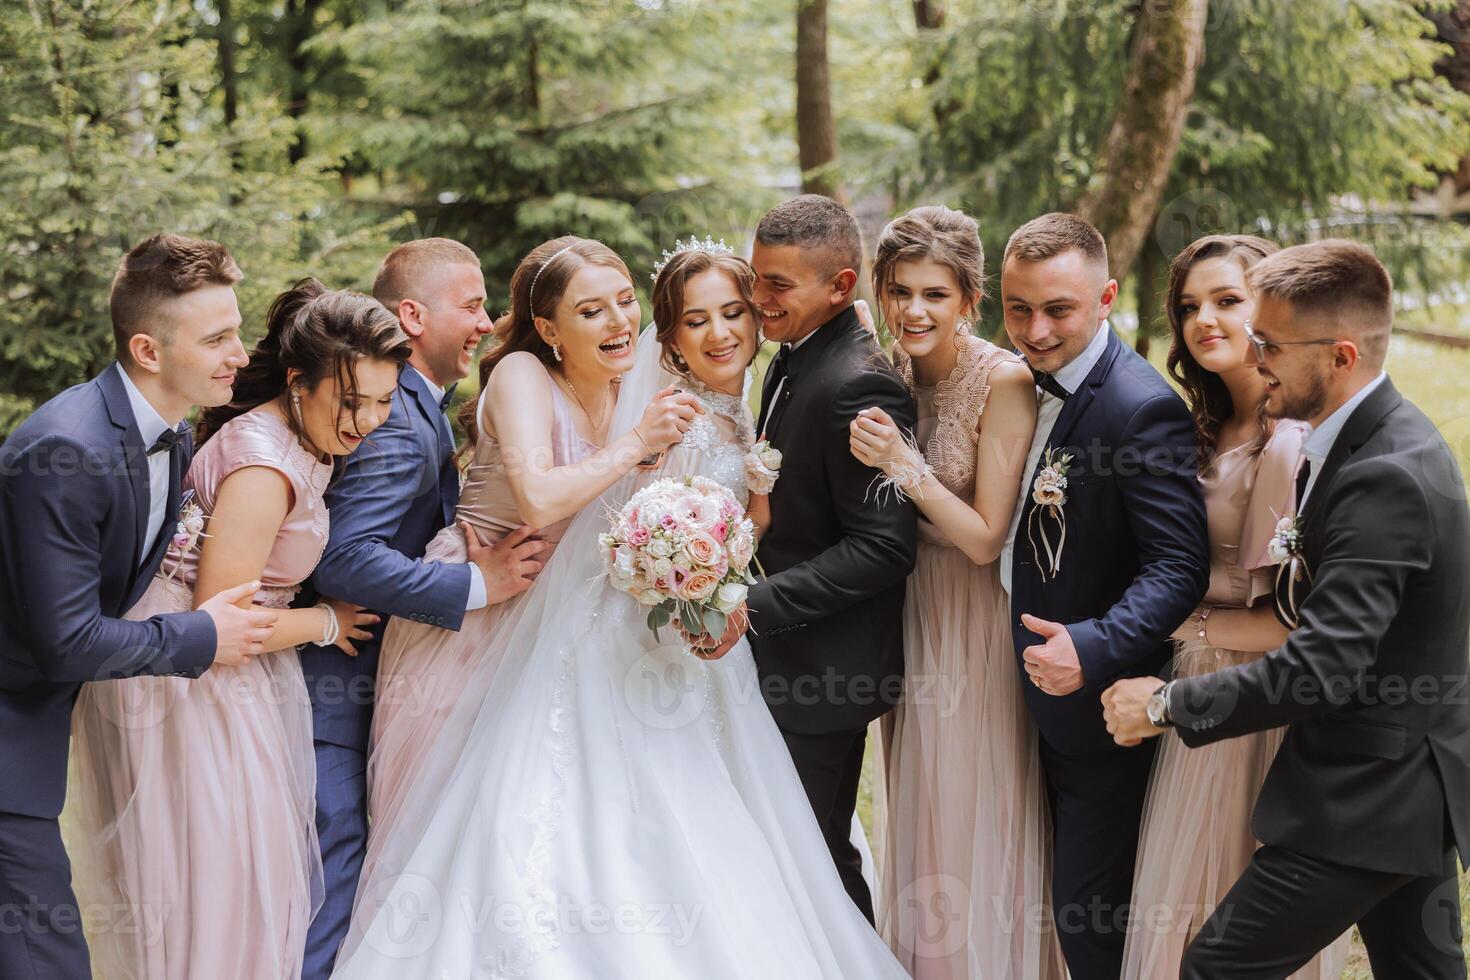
[312,602,340,647]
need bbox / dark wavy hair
[197,278,411,449]
[1164,234,1279,465]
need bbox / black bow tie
[147,426,182,457]
[438,382,459,414]
[1033,371,1071,401]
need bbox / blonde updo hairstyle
[871,205,987,336]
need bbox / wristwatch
[1146,681,1173,728]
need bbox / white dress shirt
[1000,322,1114,595]
[1298,371,1388,509]
[409,366,488,611]
[114,363,173,568]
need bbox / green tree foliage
[0,0,403,431]
[307,0,769,304]
[919,0,1470,327]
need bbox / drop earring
[551,343,563,362]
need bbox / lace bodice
[893,334,1021,499]
[676,377,756,507]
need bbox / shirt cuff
[466,562,488,611]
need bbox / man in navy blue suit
[0,233,281,979]
[999,213,1210,979]
[301,238,545,978]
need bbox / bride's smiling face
[668,268,758,396]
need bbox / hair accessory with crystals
[651,236,734,282]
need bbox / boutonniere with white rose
[1027,447,1074,581]
[1268,510,1313,628]
[744,438,782,495]
[163,489,210,583]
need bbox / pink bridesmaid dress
[67,408,330,980]
[365,376,597,855]
[1122,419,1351,979]
[873,334,1065,980]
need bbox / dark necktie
[147,426,181,456]
[760,346,791,434]
[438,382,459,414]
[1295,457,1312,511]
[1033,371,1071,402]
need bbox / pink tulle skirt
[365,524,517,865]
[1122,636,1352,979]
[872,540,1065,979]
[65,575,322,980]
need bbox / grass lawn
[853,330,1470,975]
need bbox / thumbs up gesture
[1020,613,1084,696]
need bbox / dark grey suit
[1168,377,1470,979]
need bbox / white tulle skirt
[332,584,909,979]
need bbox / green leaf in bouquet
[701,606,727,639]
[647,603,672,637]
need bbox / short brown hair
[110,233,243,358]
[652,247,757,376]
[1003,212,1108,271]
[1246,240,1393,364]
[372,238,481,314]
[872,205,985,328]
[755,194,863,279]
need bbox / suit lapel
[761,307,864,440]
[1303,378,1402,542]
[1275,378,1401,627]
[399,367,458,527]
[129,434,186,607]
[98,366,151,573]
[1042,329,1120,455]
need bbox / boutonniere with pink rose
[1268,510,1312,628]
[163,489,210,583]
[1027,447,1073,581]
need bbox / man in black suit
[695,194,917,920]
[1104,240,1470,979]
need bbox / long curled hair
[197,278,410,448]
[458,236,633,448]
[650,248,757,377]
[1164,235,1279,465]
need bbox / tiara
[650,236,735,282]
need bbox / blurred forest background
[5,1,1469,969]
[5,0,1470,433]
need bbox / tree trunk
[286,0,321,164]
[795,0,844,202]
[913,0,944,30]
[1133,232,1165,357]
[1427,1,1470,201]
[1076,0,1209,283]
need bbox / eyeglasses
[1242,320,1343,363]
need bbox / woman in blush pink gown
[362,236,704,865]
[849,206,1065,979]
[66,281,407,980]
[1121,235,1350,979]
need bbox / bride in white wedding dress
[331,243,910,979]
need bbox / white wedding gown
[331,330,911,979]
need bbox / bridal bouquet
[599,476,757,642]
